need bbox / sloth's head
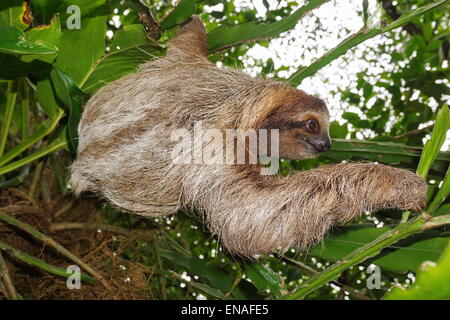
[260,87,331,160]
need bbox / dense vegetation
[0,0,449,300]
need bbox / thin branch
[49,222,150,237]
[391,123,434,140]
[138,11,161,40]
[0,251,20,300]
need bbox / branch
[49,222,150,237]
[390,123,434,140]
[0,252,20,300]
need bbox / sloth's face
[261,89,331,160]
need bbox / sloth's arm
[193,163,427,257]
[167,16,208,57]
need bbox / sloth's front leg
[192,163,427,257]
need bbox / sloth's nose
[310,136,331,152]
[316,138,331,152]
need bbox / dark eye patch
[262,119,304,130]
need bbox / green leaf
[109,24,148,52]
[159,249,234,292]
[342,112,361,124]
[36,76,61,119]
[22,15,61,63]
[0,0,30,30]
[244,263,284,298]
[427,165,450,215]
[384,240,450,300]
[81,25,163,94]
[54,1,107,87]
[50,68,89,153]
[0,27,58,55]
[0,138,67,176]
[417,105,450,179]
[329,121,348,139]
[208,0,329,52]
[159,0,197,30]
[311,224,450,273]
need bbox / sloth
[70,16,427,257]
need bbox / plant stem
[0,139,67,176]
[0,240,96,284]
[285,213,450,299]
[0,81,18,157]
[0,211,111,290]
[0,251,21,300]
[20,78,30,140]
[0,109,64,168]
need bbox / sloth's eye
[304,118,320,134]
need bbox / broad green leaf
[109,24,148,52]
[31,0,102,25]
[244,263,284,298]
[0,0,30,30]
[329,121,348,139]
[82,25,163,94]
[36,76,61,119]
[417,105,450,179]
[208,0,329,52]
[30,0,63,24]
[159,248,263,299]
[0,27,58,55]
[54,1,107,87]
[435,204,450,216]
[159,249,234,292]
[22,15,61,63]
[50,68,89,152]
[311,224,450,273]
[159,0,196,30]
[384,240,450,300]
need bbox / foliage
[0,0,449,300]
